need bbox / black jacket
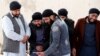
[28,22,50,54]
[64,18,74,48]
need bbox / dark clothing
[80,23,97,56]
[64,18,74,48]
[84,23,96,46]
[42,20,54,49]
[28,22,50,55]
[31,53,37,56]
[73,16,100,56]
[36,28,44,44]
[80,46,97,56]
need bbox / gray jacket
[45,19,71,56]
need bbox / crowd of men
[1,1,100,56]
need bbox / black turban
[32,12,42,20]
[42,9,54,17]
[89,8,100,15]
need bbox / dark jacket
[64,18,74,48]
[28,22,50,54]
[72,17,100,56]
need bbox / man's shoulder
[51,19,60,28]
[2,13,12,20]
[2,15,10,21]
[66,18,74,23]
[29,22,35,27]
[96,20,100,24]
[2,13,9,19]
[19,14,24,17]
[52,19,62,26]
[77,17,86,23]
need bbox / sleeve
[72,19,80,48]
[44,25,61,56]
[2,16,24,41]
[24,19,31,37]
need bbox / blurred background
[0,0,100,56]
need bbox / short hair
[42,9,54,17]
[58,8,68,16]
[10,1,21,10]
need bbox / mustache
[12,13,20,17]
[13,14,20,17]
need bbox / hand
[36,52,45,56]
[72,48,76,56]
[21,35,29,44]
[26,50,29,54]
[39,52,45,56]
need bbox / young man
[42,9,55,26]
[28,12,49,56]
[58,8,74,48]
[72,8,100,56]
[42,9,55,49]
[37,9,71,56]
[2,1,31,56]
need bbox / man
[42,9,55,49]
[42,9,55,26]
[28,12,49,56]
[72,8,100,56]
[58,8,74,48]
[2,1,31,56]
[37,9,71,56]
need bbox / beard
[36,26,42,29]
[35,24,42,29]
[88,18,95,22]
[12,13,20,18]
[14,14,19,17]
[36,24,41,27]
[90,19,95,22]
[88,18,96,23]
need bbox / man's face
[32,20,42,27]
[59,16,66,20]
[11,9,20,17]
[43,17,51,24]
[88,13,98,22]
[50,15,56,21]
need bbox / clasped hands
[21,35,29,44]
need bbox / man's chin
[90,20,96,23]
[13,14,19,16]
[37,25,41,27]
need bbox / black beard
[35,25,42,29]
[12,13,20,18]
[14,15,19,18]
[44,23,51,27]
